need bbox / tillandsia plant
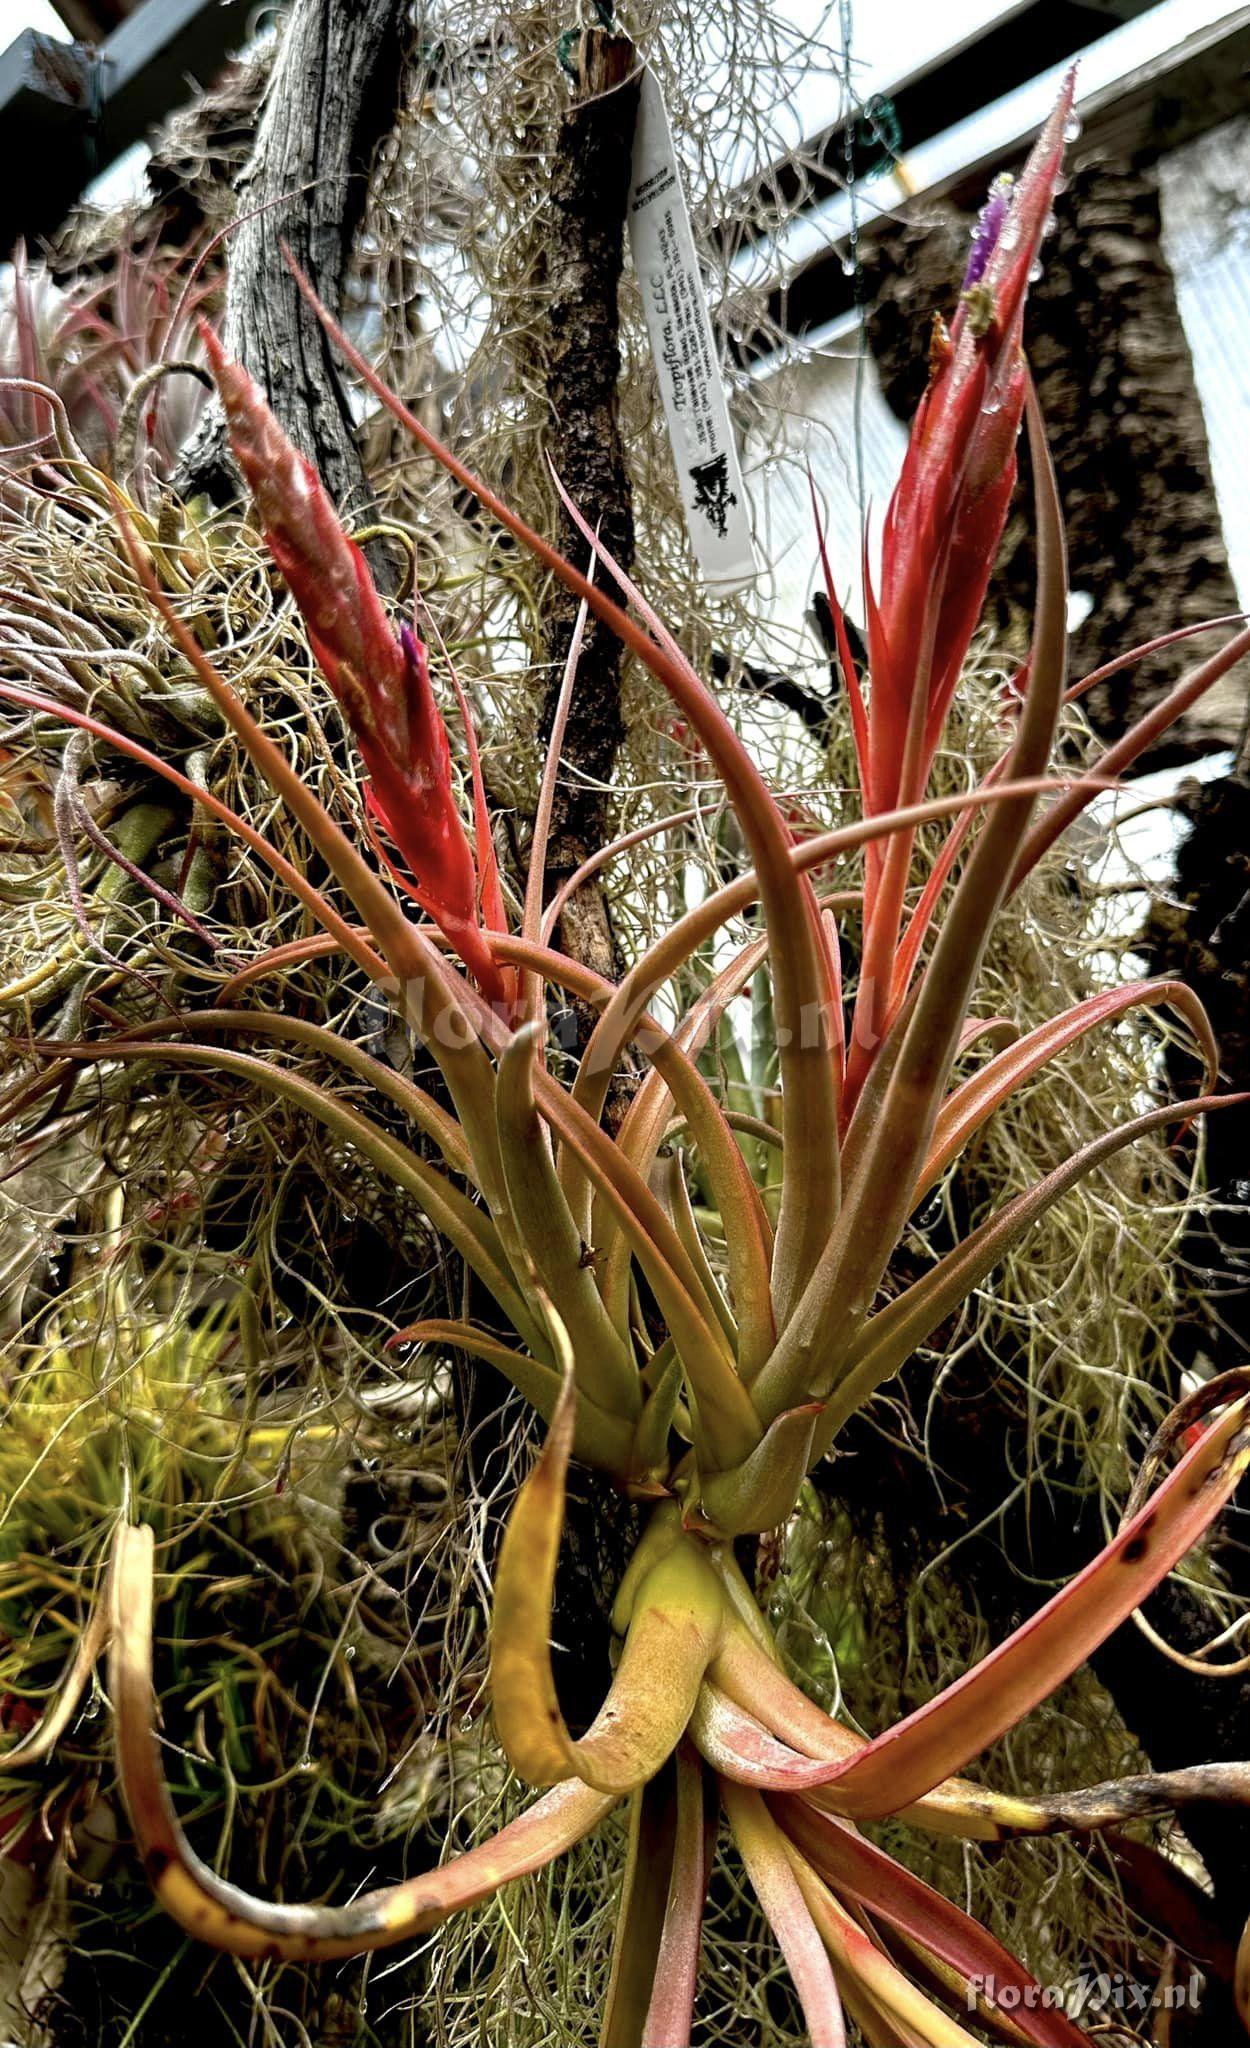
[1,239,215,485]
[10,71,1250,2046]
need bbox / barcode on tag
[628,68,758,592]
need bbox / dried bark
[177,0,408,579]
[537,29,640,1041]
[1129,754,1250,1962]
[525,29,643,1725]
[1143,765,1250,1363]
[862,156,1244,763]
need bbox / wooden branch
[177,0,408,582]
[538,29,641,1026]
[526,28,645,1714]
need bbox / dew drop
[1052,170,1068,195]
[1042,209,1057,240]
[1028,257,1044,284]
[1064,112,1082,144]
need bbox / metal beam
[721,0,1163,262]
[47,0,139,48]
[737,0,1250,359]
[0,0,253,255]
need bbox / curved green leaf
[806,1389,1250,1819]
[109,1523,614,1960]
[496,1025,639,1419]
[821,1092,1240,1450]
[385,1317,633,1470]
[490,1391,728,1794]
[73,1037,537,1349]
[696,1404,823,1538]
[914,978,1217,1206]
[498,933,776,1383]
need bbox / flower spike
[846,70,1075,1094]
[200,323,511,1010]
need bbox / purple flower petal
[962,173,1013,292]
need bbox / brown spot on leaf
[1122,1510,1157,1563]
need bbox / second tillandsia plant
[10,70,1250,2046]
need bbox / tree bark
[177,0,408,577]
[1131,745,1250,1960]
[538,29,640,1063]
[1143,759,1250,1366]
[527,29,643,1725]
[862,156,1244,763]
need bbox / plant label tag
[628,68,758,593]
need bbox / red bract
[201,325,512,1012]
[842,70,1074,1099]
[874,70,1072,789]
